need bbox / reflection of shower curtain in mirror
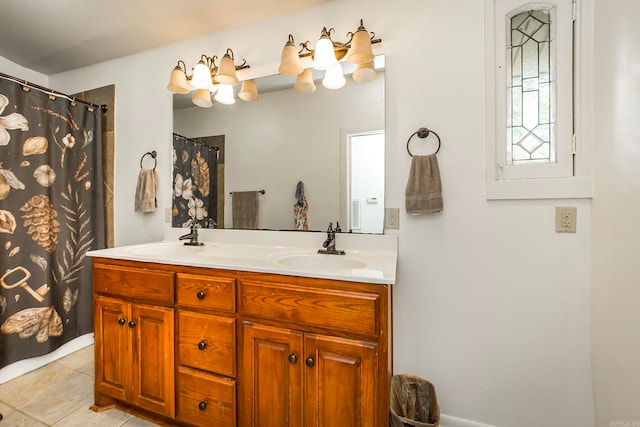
[0,76,105,368]
[172,134,217,228]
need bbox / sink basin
[124,242,205,257]
[275,254,366,271]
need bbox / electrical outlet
[385,208,399,230]
[555,206,577,233]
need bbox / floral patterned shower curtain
[172,134,217,228]
[0,77,105,368]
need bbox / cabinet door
[131,304,175,418]
[241,322,303,427]
[95,296,131,401]
[304,334,378,427]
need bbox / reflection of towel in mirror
[405,154,443,214]
[232,191,259,229]
[135,168,157,213]
[294,181,308,230]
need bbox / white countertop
[88,228,397,285]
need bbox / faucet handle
[335,221,341,232]
[327,222,334,232]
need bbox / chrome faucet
[318,222,345,255]
[179,218,204,246]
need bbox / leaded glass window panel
[507,8,556,165]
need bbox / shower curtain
[0,77,105,368]
[172,134,217,228]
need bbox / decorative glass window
[507,9,555,165]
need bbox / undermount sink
[124,242,205,257]
[274,253,366,271]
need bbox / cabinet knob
[288,354,298,364]
[197,290,206,299]
[305,357,315,367]
[128,320,136,328]
[118,318,126,325]
[198,401,207,411]
[198,341,207,350]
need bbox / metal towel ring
[406,127,441,157]
[140,151,157,170]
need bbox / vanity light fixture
[166,48,258,107]
[279,19,381,92]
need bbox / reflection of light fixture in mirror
[294,69,317,93]
[279,19,381,92]
[322,62,346,89]
[192,88,213,108]
[167,49,256,107]
[214,84,236,105]
[238,79,259,102]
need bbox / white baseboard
[0,333,94,384]
[441,414,498,427]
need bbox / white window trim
[485,0,593,200]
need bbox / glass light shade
[347,28,374,64]
[322,62,346,90]
[278,43,304,76]
[216,54,239,85]
[166,66,191,93]
[192,89,213,108]
[214,84,236,105]
[352,60,377,83]
[190,60,213,89]
[294,69,317,93]
[238,79,259,102]
[313,34,337,70]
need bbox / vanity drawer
[177,273,236,313]
[239,279,380,337]
[93,263,174,305]
[177,367,236,427]
[178,311,235,377]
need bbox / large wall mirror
[172,56,385,233]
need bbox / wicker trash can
[390,374,440,427]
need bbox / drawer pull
[305,357,315,367]
[198,401,207,411]
[288,353,298,364]
[118,318,126,326]
[196,290,206,299]
[128,320,136,328]
[198,340,207,350]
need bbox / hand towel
[405,154,443,214]
[135,168,157,213]
[232,191,259,229]
[294,181,309,230]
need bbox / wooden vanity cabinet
[92,258,392,427]
[239,275,391,427]
[93,262,175,419]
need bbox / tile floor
[0,345,159,426]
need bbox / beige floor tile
[53,405,134,427]
[0,362,77,407]
[18,371,95,425]
[55,344,94,375]
[121,414,163,426]
[0,404,48,426]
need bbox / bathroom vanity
[88,230,396,427]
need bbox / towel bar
[407,127,441,157]
[140,151,157,170]
[230,190,265,195]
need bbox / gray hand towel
[232,191,259,229]
[135,169,157,213]
[405,154,443,214]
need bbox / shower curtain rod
[173,132,220,151]
[0,71,108,113]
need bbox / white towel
[135,169,157,213]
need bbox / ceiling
[0,0,330,75]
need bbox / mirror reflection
[172,58,385,233]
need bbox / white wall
[0,56,49,86]
[44,0,600,425]
[591,1,640,426]
[173,76,384,231]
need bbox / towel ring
[407,127,441,157]
[140,151,157,170]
